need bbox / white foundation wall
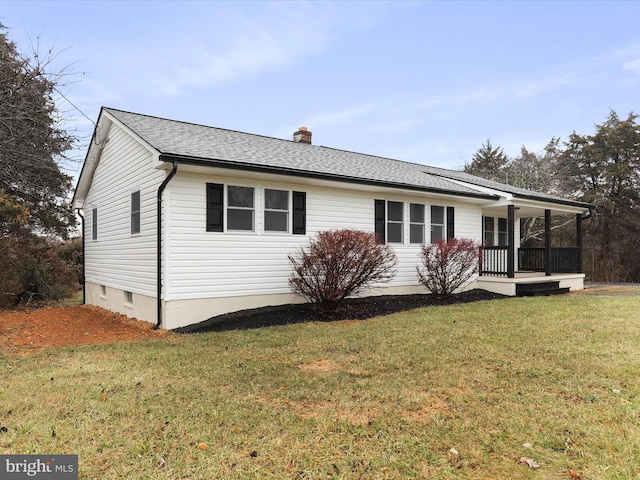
[86,282,157,324]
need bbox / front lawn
[1,293,639,479]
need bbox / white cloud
[76,4,336,101]
[623,58,640,75]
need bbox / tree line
[464,111,640,282]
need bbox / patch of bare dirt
[0,304,169,356]
[573,284,640,296]
[297,359,337,372]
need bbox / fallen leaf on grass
[519,457,539,469]
[568,468,582,479]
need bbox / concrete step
[516,281,570,297]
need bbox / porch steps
[516,281,570,297]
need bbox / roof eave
[158,153,499,201]
[512,192,591,210]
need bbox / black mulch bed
[172,289,508,334]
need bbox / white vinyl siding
[83,124,165,297]
[166,172,484,300]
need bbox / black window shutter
[292,191,306,235]
[92,207,98,240]
[375,199,386,244]
[206,183,224,232]
[447,206,455,240]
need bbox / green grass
[2,294,640,479]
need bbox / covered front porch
[475,201,590,297]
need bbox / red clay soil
[0,305,169,356]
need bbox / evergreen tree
[0,24,76,237]
[559,111,640,281]
[464,139,509,182]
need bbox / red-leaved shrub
[289,229,398,306]
[416,238,480,296]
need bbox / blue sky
[2,0,639,181]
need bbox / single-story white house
[72,107,591,330]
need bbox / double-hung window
[431,206,445,243]
[431,205,455,243]
[207,183,306,234]
[498,218,508,246]
[387,201,404,243]
[227,186,255,231]
[409,203,425,244]
[483,216,495,246]
[374,200,404,244]
[264,189,289,232]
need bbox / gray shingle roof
[104,107,588,207]
[420,165,588,207]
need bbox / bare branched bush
[0,228,81,307]
[416,238,480,296]
[289,229,398,307]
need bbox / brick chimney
[293,127,312,144]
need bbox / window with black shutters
[374,200,405,244]
[207,183,306,234]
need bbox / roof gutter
[77,209,85,305]
[155,161,178,330]
[512,192,592,210]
